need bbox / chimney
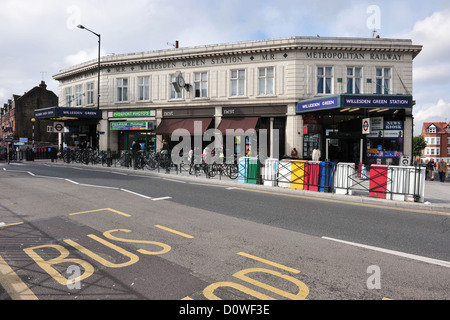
[39,81,47,89]
[175,41,179,48]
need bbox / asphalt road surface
[0,162,449,302]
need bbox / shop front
[34,106,101,150]
[218,106,287,159]
[297,94,413,165]
[108,110,156,152]
[154,107,215,151]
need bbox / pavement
[5,159,450,214]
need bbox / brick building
[421,122,450,163]
[1,81,58,146]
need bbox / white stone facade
[54,36,422,160]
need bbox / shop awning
[217,117,259,133]
[154,118,213,135]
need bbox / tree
[413,136,427,157]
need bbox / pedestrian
[312,145,321,161]
[291,148,298,158]
[427,158,436,181]
[131,141,141,169]
[437,159,448,182]
[188,147,194,165]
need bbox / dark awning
[217,117,259,133]
[154,118,213,135]
[34,107,101,120]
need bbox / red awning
[154,118,213,135]
[216,117,259,133]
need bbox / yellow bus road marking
[0,222,24,228]
[0,255,38,300]
[234,188,450,216]
[237,252,301,274]
[154,225,194,239]
[69,208,131,217]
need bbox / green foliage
[413,136,427,157]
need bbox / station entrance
[298,94,413,166]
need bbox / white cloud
[414,99,450,134]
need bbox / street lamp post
[77,24,101,151]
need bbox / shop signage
[371,117,384,130]
[384,120,403,130]
[343,95,411,108]
[297,97,339,113]
[111,110,155,118]
[110,122,155,131]
[34,107,100,119]
[297,94,412,114]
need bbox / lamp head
[77,25,85,29]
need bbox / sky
[1,0,449,136]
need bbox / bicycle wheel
[227,164,238,179]
[208,163,218,177]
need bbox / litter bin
[291,160,307,190]
[305,161,320,191]
[319,161,335,192]
[238,157,249,183]
[388,165,426,202]
[247,157,261,184]
[369,164,389,199]
[278,160,293,188]
[334,163,355,195]
[264,158,279,186]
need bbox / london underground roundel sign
[362,118,371,134]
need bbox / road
[0,161,449,302]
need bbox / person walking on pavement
[131,141,141,169]
[427,158,436,181]
[437,159,448,182]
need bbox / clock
[177,75,185,88]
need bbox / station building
[50,36,422,165]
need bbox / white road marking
[151,197,172,201]
[120,189,152,199]
[162,178,186,184]
[322,236,450,268]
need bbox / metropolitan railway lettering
[307,52,402,61]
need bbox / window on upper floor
[428,125,436,134]
[86,82,94,105]
[376,68,391,94]
[346,67,362,94]
[258,67,274,95]
[317,66,333,94]
[116,78,129,102]
[75,85,83,106]
[137,76,150,101]
[65,87,72,107]
[194,72,208,98]
[230,69,246,96]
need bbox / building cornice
[53,36,422,81]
